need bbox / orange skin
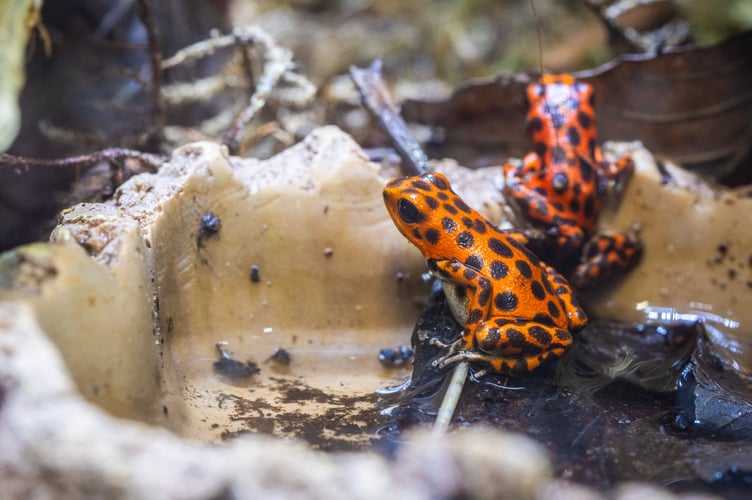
[502,74,641,287]
[384,171,587,375]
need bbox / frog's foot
[520,227,546,246]
[434,349,568,375]
[501,157,526,180]
[430,334,476,370]
[431,347,468,370]
[572,229,642,288]
[606,154,635,191]
[505,180,567,229]
[542,265,588,329]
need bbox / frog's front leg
[595,149,634,191]
[503,164,585,250]
[504,174,568,229]
[429,257,494,348]
[502,152,541,180]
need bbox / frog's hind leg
[435,348,568,376]
[434,319,573,375]
[571,229,642,289]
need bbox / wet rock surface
[380,285,752,498]
[586,142,752,382]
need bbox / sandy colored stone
[0,300,552,499]
[588,141,752,379]
[6,128,423,442]
[0,126,511,449]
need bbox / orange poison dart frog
[384,171,587,375]
[502,74,642,287]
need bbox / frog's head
[383,171,477,257]
[527,73,592,111]
[525,74,596,159]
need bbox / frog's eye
[397,198,425,224]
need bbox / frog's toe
[428,336,464,351]
[432,352,464,369]
[573,232,642,288]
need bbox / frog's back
[478,235,570,330]
[384,171,571,330]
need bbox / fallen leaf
[402,30,752,179]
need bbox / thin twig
[528,0,544,75]
[138,0,165,147]
[221,39,291,153]
[162,29,247,69]
[161,26,314,154]
[0,148,165,172]
[350,60,430,176]
[432,361,469,436]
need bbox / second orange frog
[503,74,642,288]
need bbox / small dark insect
[267,347,291,366]
[250,264,261,283]
[198,212,222,247]
[214,343,259,379]
[654,159,674,186]
[201,212,221,233]
[378,345,413,368]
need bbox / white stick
[432,361,469,435]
